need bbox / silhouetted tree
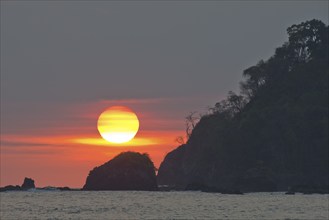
[185,111,200,140]
[287,19,327,62]
[175,136,185,145]
[240,60,267,99]
[211,91,246,117]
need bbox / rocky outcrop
[21,177,35,190]
[0,177,35,192]
[157,144,187,189]
[0,178,77,192]
[83,152,158,191]
[0,185,21,192]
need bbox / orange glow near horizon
[97,106,139,144]
[73,137,157,147]
[1,130,182,148]
[0,98,194,187]
[1,130,183,187]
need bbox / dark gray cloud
[1,1,328,102]
[1,1,328,134]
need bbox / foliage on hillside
[158,19,328,191]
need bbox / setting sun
[97,106,139,144]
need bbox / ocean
[0,191,328,219]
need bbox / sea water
[0,191,328,219]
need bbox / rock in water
[21,177,35,189]
[0,185,21,192]
[83,152,158,191]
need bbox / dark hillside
[157,19,328,192]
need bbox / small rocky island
[0,177,74,192]
[0,177,35,192]
[83,151,158,191]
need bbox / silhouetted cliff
[83,152,158,191]
[158,19,329,193]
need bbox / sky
[1,1,328,188]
